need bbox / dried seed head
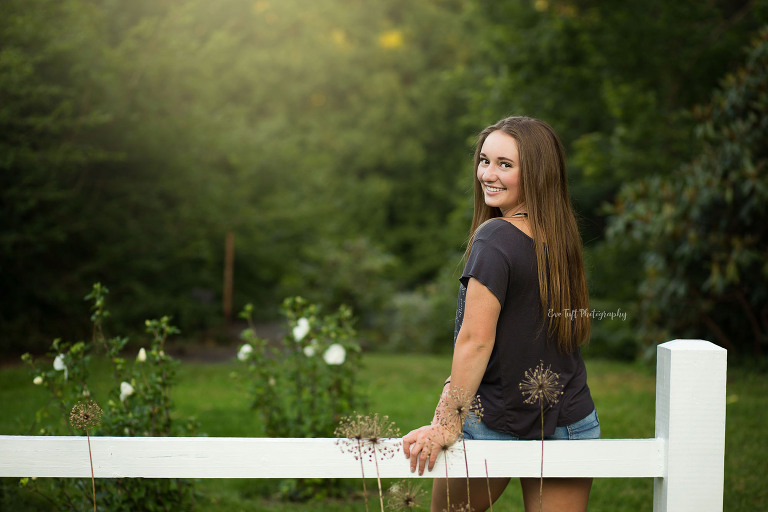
[425,425,462,462]
[335,413,368,457]
[364,413,402,460]
[436,434,461,456]
[437,386,483,437]
[335,413,402,460]
[519,361,563,406]
[69,400,103,431]
[335,413,367,440]
[387,480,425,510]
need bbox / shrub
[377,263,461,353]
[236,296,368,499]
[17,283,197,511]
[606,27,768,358]
[237,296,367,437]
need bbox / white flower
[303,341,318,357]
[323,343,346,365]
[237,344,253,361]
[33,376,43,385]
[292,317,310,342]
[120,381,134,402]
[53,354,68,381]
[136,347,147,363]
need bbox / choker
[505,212,528,218]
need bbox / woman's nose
[480,165,497,182]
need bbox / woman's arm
[402,277,500,475]
[429,377,452,425]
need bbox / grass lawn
[1,352,766,511]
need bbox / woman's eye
[501,161,512,168]
[479,158,489,165]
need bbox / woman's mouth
[485,185,506,192]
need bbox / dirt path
[1,321,288,368]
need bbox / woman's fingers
[402,427,422,458]
[409,445,420,473]
[402,434,411,457]
[417,442,430,475]
[427,444,440,472]
[404,427,428,474]
[408,436,425,473]
[403,425,457,475]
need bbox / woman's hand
[402,423,458,475]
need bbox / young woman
[402,116,598,512]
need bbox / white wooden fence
[0,339,727,511]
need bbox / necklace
[505,212,528,218]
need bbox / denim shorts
[462,409,600,441]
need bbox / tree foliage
[468,0,768,238]
[0,0,476,351]
[3,0,768,358]
[607,27,768,357]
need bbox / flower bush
[236,296,368,500]
[236,296,367,439]
[19,283,197,511]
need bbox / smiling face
[476,130,522,216]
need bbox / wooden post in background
[223,232,235,326]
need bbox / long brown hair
[465,116,590,351]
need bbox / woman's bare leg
[431,477,510,512]
[520,477,592,512]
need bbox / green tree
[606,27,768,357]
[0,0,120,347]
[467,0,768,238]
[0,0,480,352]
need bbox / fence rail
[0,436,665,479]
[0,339,727,512]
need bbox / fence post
[653,339,727,512]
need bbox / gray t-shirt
[454,218,594,439]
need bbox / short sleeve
[460,238,509,306]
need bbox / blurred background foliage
[2,0,767,360]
